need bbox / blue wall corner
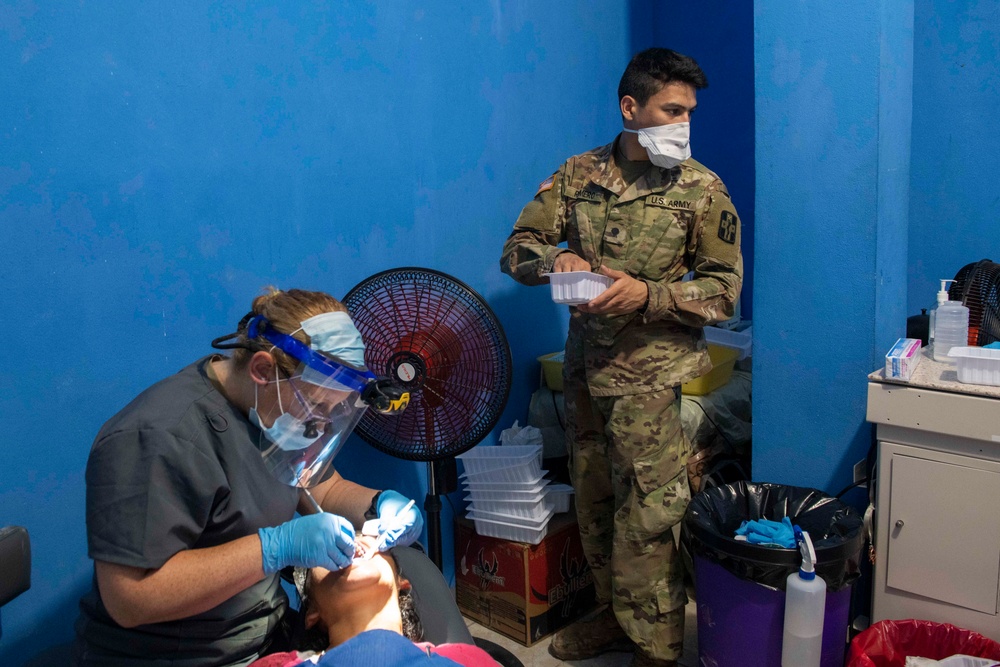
[752,0,913,493]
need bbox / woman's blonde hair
[231,287,348,375]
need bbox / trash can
[847,619,1000,666]
[682,482,865,667]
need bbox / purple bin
[683,483,864,667]
[694,553,852,667]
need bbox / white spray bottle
[782,526,825,667]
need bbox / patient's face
[308,536,404,617]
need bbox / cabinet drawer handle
[895,520,904,528]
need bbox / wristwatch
[364,491,383,521]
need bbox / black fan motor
[949,259,1000,346]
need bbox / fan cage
[950,259,1000,346]
[343,268,512,462]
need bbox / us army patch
[535,176,554,196]
[646,195,694,210]
[718,211,737,244]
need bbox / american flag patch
[535,176,554,196]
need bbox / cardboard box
[885,337,922,380]
[454,513,597,646]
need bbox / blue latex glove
[734,517,796,548]
[258,512,356,575]
[376,490,424,551]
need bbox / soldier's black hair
[618,48,708,106]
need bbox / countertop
[868,345,1000,399]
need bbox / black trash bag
[682,481,864,591]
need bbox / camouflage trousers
[565,381,692,661]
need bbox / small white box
[948,346,1000,386]
[543,271,613,305]
[885,338,922,381]
[546,484,575,514]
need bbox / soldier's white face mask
[623,122,691,169]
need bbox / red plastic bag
[848,619,1000,667]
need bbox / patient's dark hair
[293,563,423,653]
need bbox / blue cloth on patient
[734,516,796,548]
[986,342,1000,349]
[313,629,462,666]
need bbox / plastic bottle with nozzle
[932,279,969,363]
[782,527,825,667]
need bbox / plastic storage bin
[459,473,547,491]
[948,346,1000,386]
[463,482,550,502]
[682,344,741,396]
[848,619,1000,666]
[457,445,543,483]
[546,484,575,513]
[682,482,864,667]
[705,324,753,360]
[543,271,613,305]
[537,351,565,391]
[466,496,554,521]
[465,510,554,544]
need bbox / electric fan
[949,259,1000,346]
[343,267,512,569]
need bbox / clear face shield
[255,363,370,488]
[213,312,410,489]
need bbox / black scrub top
[74,356,301,667]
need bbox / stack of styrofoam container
[456,444,572,545]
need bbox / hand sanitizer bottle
[932,279,969,363]
[782,527,825,667]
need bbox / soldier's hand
[577,266,649,316]
[552,252,591,273]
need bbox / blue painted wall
[630,0,756,320]
[0,3,631,662]
[752,0,913,494]
[908,0,1000,315]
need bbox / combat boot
[547,605,633,660]
[629,647,678,667]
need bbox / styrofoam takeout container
[543,271,614,305]
[948,346,1000,386]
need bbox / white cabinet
[867,377,1000,639]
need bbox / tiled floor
[465,601,699,667]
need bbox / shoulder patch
[535,176,554,196]
[718,210,738,244]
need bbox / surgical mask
[622,122,691,169]
[249,371,325,452]
[295,312,366,369]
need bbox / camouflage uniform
[500,136,742,661]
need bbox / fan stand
[343,267,520,667]
[424,458,457,568]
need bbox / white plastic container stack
[543,271,614,305]
[456,444,569,544]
